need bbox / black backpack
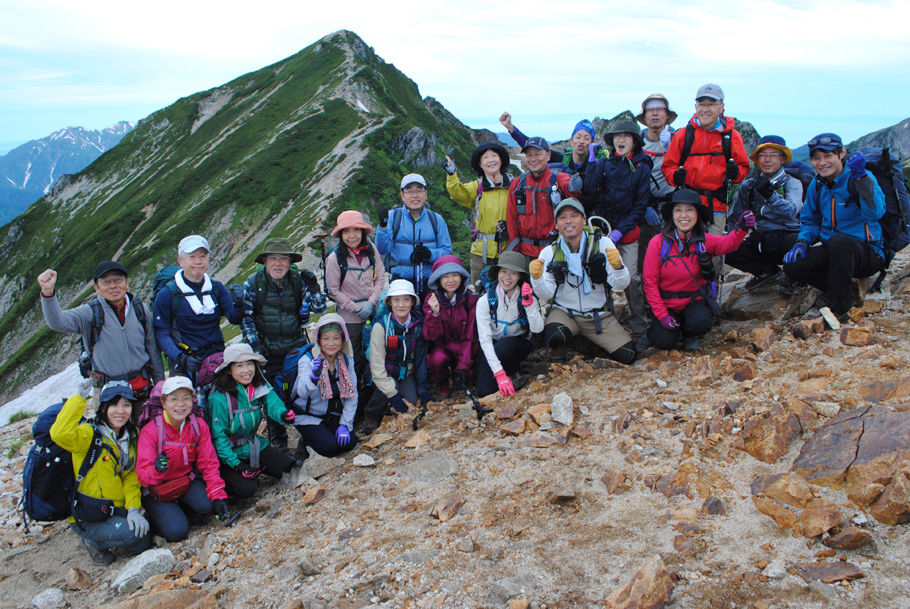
[783,160,816,202]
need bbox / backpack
[676,122,733,218]
[783,160,816,202]
[252,265,304,315]
[361,288,392,362]
[21,401,105,527]
[152,265,183,306]
[278,343,315,404]
[81,294,149,379]
[136,379,206,430]
[513,171,562,216]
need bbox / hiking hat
[636,94,678,125]
[521,137,550,153]
[178,235,210,256]
[331,210,373,237]
[554,198,586,218]
[215,342,267,374]
[93,261,127,281]
[750,135,793,164]
[400,173,427,190]
[571,120,596,140]
[161,375,194,397]
[385,279,418,304]
[470,142,511,177]
[99,380,136,405]
[695,83,724,101]
[604,120,644,152]
[661,188,710,224]
[490,250,529,280]
[255,237,303,264]
[807,133,843,152]
[313,312,353,359]
[427,254,469,291]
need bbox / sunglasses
[808,135,842,148]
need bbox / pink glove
[660,315,679,330]
[519,282,534,307]
[283,410,296,423]
[494,369,515,397]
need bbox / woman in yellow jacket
[444,142,513,289]
[50,379,151,564]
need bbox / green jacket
[208,383,287,468]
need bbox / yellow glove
[529,259,544,280]
[606,248,623,270]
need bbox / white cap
[385,278,417,300]
[400,173,426,190]
[161,375,195,396]
[178,235,210,256]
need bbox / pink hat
[331,210,373,237]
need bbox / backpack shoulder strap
[391,208,403,242]
[252,269,267,316]
[659,234,674,264]
[427,210,439,240]
[154,414,166,454]
[288,269,304,308]
[131,294,148,328]
[86,299,104,356]
[678,123,696,166]
[74,427,107,488]
[188,414,200,443]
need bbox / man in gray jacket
[37,261,164,401]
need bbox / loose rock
[799,498,844,537]
[111,548,177,594]
[788,561,865,584]
[822,526,873,550]
[430,494,463,522]
[550,392,574,425]
[604,554,674,609]
[742,404,801,463]
[65,567,92,590]
[352,454,375,467]
[31,588,64,609]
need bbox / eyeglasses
[266,255,291,263]
[756,151,784,159]
[695,101,721,109]
[97,275,127,287]
[808,135,842,148]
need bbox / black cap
[93,261,128,280]
[521,136,550,153]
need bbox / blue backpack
[277,343,315,404]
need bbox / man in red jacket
[661,83,749,237]
[506,137,578,258]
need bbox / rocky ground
[2,259,910,609]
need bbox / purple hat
[427,255,469,290]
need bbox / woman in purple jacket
[421,255,478,398]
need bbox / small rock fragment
[601,468,627,494]
[495,405,517,419]
[430,494,464,522]
[363,433,393,449]
[523,431,557,448]
[65,567,92,590]
[822,526,872,550]
[499,419,526,436]
[788,561,865,584]
[551,392,574,425]
[604,555,674,609]
[190,569,211,583]
[111,548,177,594]
[799,498,844,537]
[404,429,430,448]
[352,454,376,467]
[31,588,64,609]
[819,306,841,330]
[456,538,474,553]
[508,600,531,609]
[701,495,727,515]
[303,486,326,505]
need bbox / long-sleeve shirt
[421,290,478,371]
[292,353,358,430]
[475,289,544,374]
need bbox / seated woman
[291,313,359,458]
[208,343,296,498]
[422,255,478,397]
[640,188,754,352]
[50,379,151,564]
[475,250,544,398]
[137,376,228,541]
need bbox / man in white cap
[153,235,240,382]
[376,173,452,294]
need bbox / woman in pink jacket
[325,211,386,391]
[421,255,478,397]
[137,376,228,541]
[641,188,754,352]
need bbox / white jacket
[475,288,544,374]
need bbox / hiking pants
[782,234,884,315]
[726,231,798,276]
[544,307,635,364]
[708,213,725,276]
[143,478,213,542]
[426,342,472,386]
[263,357,290,449]
[345,322,369,390]
[618,241,648,334]
[476,336,534,398]
[295,419,359,458]
[363,375,418,425]
[219,446,295,498]
[70,516,151,554]
[647,300,714,350]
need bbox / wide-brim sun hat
[636,93,678,126]
[331,210,373,237]
[661,188,711,225]
[470,142,511,177]
[215,342,267,374]
[254,237,303,264]
[490,250,529,280]
[427,254,469,290]
[385,279,418,304]
[750,135,793,164]
[603,120,644,151]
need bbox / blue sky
[2,0,909,155]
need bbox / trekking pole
[465,388,492,421]
[412,399,428,431]
[314,232,329,294]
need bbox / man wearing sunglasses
[38,261,164,403]
[782,133,885,321]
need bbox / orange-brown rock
[781,396,818,429]
[526,403,550,425]
[742,404,801,464]
[657,361,680,377]
[792,407,870,487]
[523,431,557,448]
[65,567,92,590]
[844,406,910,507]
[691,356,718,386]
[792,317,826,340]
[303,486,326,505]
[499,419,526,436]
[731,360,758,382]
[750,326,778,351]
[869,472,910,525]
[750,472,815,508]
[787,561,865,584]
[495,405,517,420]
[604,555,674,609]
[799,498,844,537]
[508,600,530,609]
[863,299,884,314]
[601,468,627,494]
[840,326,875,347]
[847,307,866,323]
[822,526,873,550]
[430,494,463,522]
[795,376,829,394]
[753,497,798,530]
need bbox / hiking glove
[77,378,93,400]
[390,393,409,413]
[493,370,515,397]
[659,315,679,330]
[495,220,508,242]
[725,159,739,181]
[418,388,436,404]
[519,282,534,307]
[606,248,623,270]
[672,168,687,187]
[644,207,661,227]
[310,357,324,382]
[378,208,390,228]
[282,409,296,424]
[213,499,230,520]
[737,210,756,231]
[752,174,774,200]
[228,283,243,304]
[568,174,583,193]
[783,240,808,264]
[529,259,544,280]
[547,262,567,285]
[234,464,262,479]
[847,152,867,179]
[411,244,431,263]
[127,508,149,538]
[587,253,609,284]
[154,453,170,473]
[335,424,351,448]
[354,301,374,320]
[588,143,599,163]
[301,269,321,293]
[443,156,456,175]
[453,369,468,389]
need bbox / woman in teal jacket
[208,343,296,497]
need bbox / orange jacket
[661,115,749,214]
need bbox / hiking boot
[744,268,782,291]
[682,336,700,352]
[81,538,115,565]
[634,333,651,354]
[355,418,380,437]
[778,275,795,297]
[437,384,452,399]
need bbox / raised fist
[37,269,57,296]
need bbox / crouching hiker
[530,198,637,365]
[50,380,150,564]
[357,280,434,436]
[475,251,544,398]
[136,376,228,542]
[208,343,296,498]
[290,313,359,457]
[641,188,753,352]
[422,255,479,398]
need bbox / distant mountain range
[791,118,910,165]
[0,122,134,225]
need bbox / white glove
[77,378,93,400]
[127,508,149,538]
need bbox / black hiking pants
[647,300,714,350]
[726,230,799,276]
[476,336,534,398]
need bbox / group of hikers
[31,83,895,564]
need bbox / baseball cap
[178,235,210,256]
[99,380,136,404]
[93,261,128,280]
[400,173,427,190]
[807,133,843,152]
[521,137,550,153]
[695,83,724,101]
[554,198,586,218]
[161,375,195,396]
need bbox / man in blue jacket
[376,174,452,294]
[782,133,885,321]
